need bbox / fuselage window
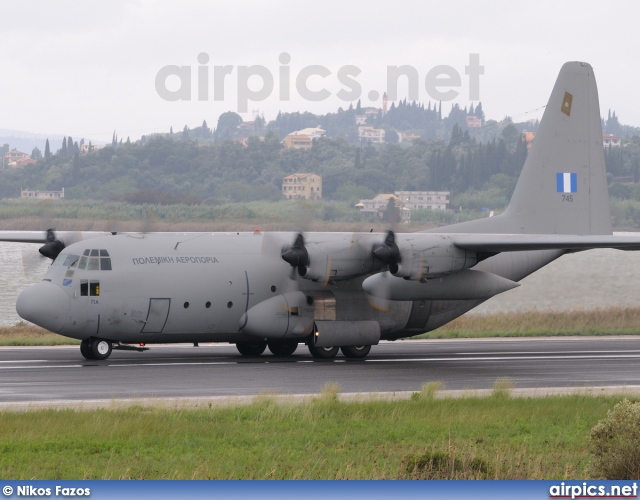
[89,281,100,296]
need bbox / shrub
[404,450,490,479]
[589,399,640,479]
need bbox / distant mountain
[0,129,105,155]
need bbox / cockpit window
[76,250,112,270]
[63,255,80,268]
[52,253,67,266]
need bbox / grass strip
[0,388,632,479]
[421,306,640,338]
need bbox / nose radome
[16,281,70,333]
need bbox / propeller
[38,228,65,260]
[281,232,309,280]
[281,232,309,268]
[372,230,401,272]
[366,230,404,312]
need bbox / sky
[2,0,639,143]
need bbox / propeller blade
[38,228,65,260]
[281,233,309,268]
[373,230,401,267]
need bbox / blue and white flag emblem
[556,172,577,193]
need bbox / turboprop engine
[281,233,387,282]
[373,233,477,280]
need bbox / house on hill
[282,173,322,200]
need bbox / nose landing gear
[80,337,113,360]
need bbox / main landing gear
[80,337,113,361]
[235,341,371,359]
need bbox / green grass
[0,392,628,479]
[0,323,79,346]
[422,307,640,339]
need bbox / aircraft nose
[16,281,70,333]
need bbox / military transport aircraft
[5,61,640,361]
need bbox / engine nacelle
[363,269,519,301]
[298,236,384,282]
[390,235,477,280]
[239,291,315,339]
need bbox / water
[0,242,52,325]
[2,239,640,326]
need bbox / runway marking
[366,354,640,363]
[2,353,640,370]
[111,361,238,367]
[456,350,640,355]
[0,360,50,364]
[0,365,83,369]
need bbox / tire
[90,338,112,360]
[80,338,95,360]
[236,341,267,356]
[308,344,339,359]
[340,345,371,359]
[268,340,299,356]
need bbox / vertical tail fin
[437,61,612,235]
[502,61,611,235]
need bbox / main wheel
[340,345,371,359]
[80,338,95,360]
[236,341,267,356]
[268,340,299,356]
[308,345,339,359]
[90,338,112,360]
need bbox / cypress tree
[44,139,51,159]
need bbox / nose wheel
[80,337,113,360]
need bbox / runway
[1,336,640,407]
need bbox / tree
[201,120,212,138]
[382,198,401,224]
[61,137,68,156]
[384,128,399,144]
[215,111,242,141]
[44,139,51,159]
[31,147,42,160]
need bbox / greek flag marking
[556,172,577,193]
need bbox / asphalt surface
[1,336,640,406]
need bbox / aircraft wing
[0,231,112,244]
[452,234,640,253]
